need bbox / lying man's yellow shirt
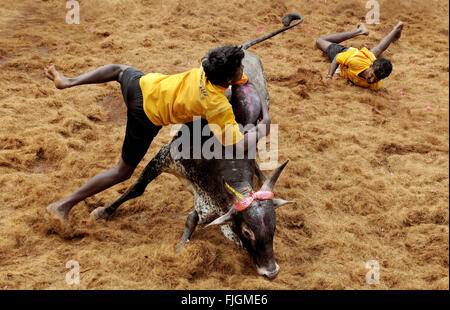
[336,47,382,90]
[139,67,248,146]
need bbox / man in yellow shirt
[316,22,403,90]
[44,45,271,222]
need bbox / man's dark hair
[372,58,392,80]
[202,45,245,86]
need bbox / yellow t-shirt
[336,47,382,90]
[139,67,248,146]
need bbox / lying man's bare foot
[393,21,404,42]
[47,200,72,222]
[44,63,70,89]
[357,23,369,36]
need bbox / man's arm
[207,85,271,154]
[236,92,271,154]
[258,94,271,132]
[233,121,269,154]
[207,105,268,154]
[327,55,339,78]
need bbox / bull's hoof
[90,207,110,220]
[175,239,189,254]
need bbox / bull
[90,13,303,279]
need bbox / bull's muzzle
[257,262,280,280]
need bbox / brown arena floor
[0,0,448,289]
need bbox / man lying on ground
[316,22,403,90]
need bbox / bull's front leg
[89,174,149,220]
[176,210,199,253]
[90,144,171,220]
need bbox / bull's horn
[260,160,289,192]
[205,207,236,227]
[273,198,297,209]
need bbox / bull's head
[207,160,295,280]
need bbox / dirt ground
[0,0,448,290]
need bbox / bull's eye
[241,224,255,241]
[243,230,251,239]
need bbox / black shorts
[120,67,162,167]
[326,43,348,61]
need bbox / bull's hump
[218,159,255,184]
[243,50,270,108]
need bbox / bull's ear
[273,198,297,209]
[206,207,236,227]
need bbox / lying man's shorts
[326,43,348,61]
[120,67,162,167]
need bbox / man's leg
[370,22,403,58]
[47,158,135,221]
[44,63,130,89]
[45,63,131,220]
[316,23,369,52]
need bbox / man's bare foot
[44,63,70,89]
[393,21,404,42]
[357,23,369,36]
[47,200,72,222]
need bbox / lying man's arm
[326,55,339,79]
